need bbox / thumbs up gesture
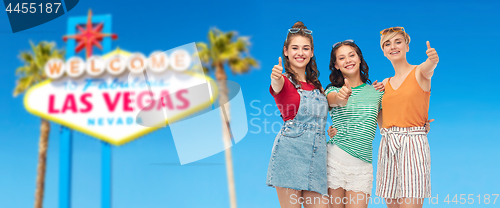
[426,41,439,64]
[271,57,283,81]
[338,78,352,102]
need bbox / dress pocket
[281,126,306,138]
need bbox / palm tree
[197,28,258,208]
[13,41,65,208]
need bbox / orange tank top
[382,66,430,128]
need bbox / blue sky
[1,0,500,207]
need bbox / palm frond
[228,57,259,74]
[196,42,211,64]
[196,27,258,77]
[13,76,34,97]
[13,41,65,97]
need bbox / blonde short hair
[380,29,411,50]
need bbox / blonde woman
[376,27,439,208]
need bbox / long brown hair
[283,21,323,93]
[326,41,371,89]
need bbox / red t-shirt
[269,74,316,121]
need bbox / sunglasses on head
[332,39,354,49]
[286,28,313,41]
[288,28,313,34]
[380,27,405,35]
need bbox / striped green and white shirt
[325,83,384,163]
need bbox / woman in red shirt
[266,21,329,208]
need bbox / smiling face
[334,45,360,77]
[284,35,313,71]
[382,33,409,61]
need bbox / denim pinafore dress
[266,76,328,195]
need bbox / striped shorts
[375,126,431,199]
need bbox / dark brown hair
[326,42,371,89]
[283,21,323,93]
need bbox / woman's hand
[337,79,352,102]
[271,57,283,81]
[270,57,285,94]
[373,80,385,92]
[328,126,338,138]
[425,119,434,134]
[426,41,439,64]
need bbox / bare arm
[377,78,388,128]
[271,76,285,94]
[377,109,383,128]
[418,41,439,80]
[270,57,285,94]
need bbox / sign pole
[102,142,111,208]
[59,12,77,208]
[100,13,112,208]
[59,126,72,208]
[60,11,114,208]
